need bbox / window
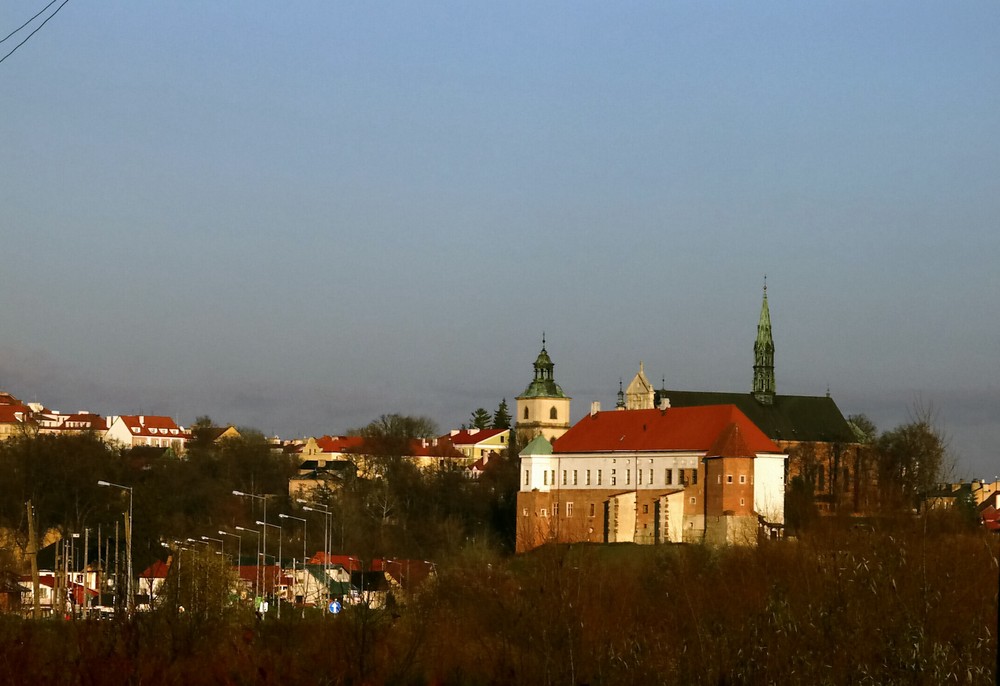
[649,469,653,485]
[665,469,673,485]
[740,498,745,507]
[566,502,574,517]
[626,469,631,486]
[727,474,734,484]
[642,504,648,514]
[573,470,578,485]
[689,497,696,504]
[522,508,528,517]
[611,469,616,486]
[553,502,559,517]
[692,469,698,485]
[540,508,547,518]
[739,474,747,484]
[597,470,602,485]
[550,406,558,420]
[562,470,567,485]
[524,470,529,486]
[543,471,548,486]
[523,407,529,419]
[551,470,555,486]
[500,435,505,443]
[679,469,686,485]
[637,469,642,485]
[717,474,722,484]
[586,470,591,486]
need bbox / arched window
[549,406,558,420]
[523,407,529,420]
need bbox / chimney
[590,401,600,417]
[658,398,670,411]
[139,415,145,426]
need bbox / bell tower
[515,335,572,443]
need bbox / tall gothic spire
[753,278,776,404]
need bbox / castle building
[515,336,571,444]
[516,404,786,552]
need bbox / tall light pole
[299,499,333,601]
[235,526,261,601]
[232,491,277,576]
[256,520,281,617]
[97,480,133,615]
[218,530,241,567]
[201,536,224,556]
[280,513,308,612]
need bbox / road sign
[328,599,342,614]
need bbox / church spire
[752,278,776,404]
[616,378,626,409]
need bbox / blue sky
[2,2,998,477]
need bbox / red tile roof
[444,428,506,446]
[117,415,191,439]
[553,405,780,454]
[315,435,365,453]
[0,404,33,423]
[308,552,364,571]
[140,560,172,579]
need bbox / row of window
[523,407,560,420]
[524,502,597,518]
[528,467,700,488]
[720,474,749,484]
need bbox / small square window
[540,508,547,518]
[522,508,528,517]
[689,497,696,504]
[589,503,595,517]
[739,474,747,484]
[567,502,574,517]
[726,474,734,484]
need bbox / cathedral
[514,285,865,551]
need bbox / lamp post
[97,480,133,615]
[299,499,333,602]
[201,536,224,556]
[218,530,241,566]
[279,513,308,613]
[256,520,281,617]
[233,491,277,577]
[235,526,261,601]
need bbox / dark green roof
[518,378,568,399]
[657,389,857,444]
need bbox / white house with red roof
[34,409,105,436]
[443,428,509,476]
[104,415,191,454]
[516,403,786,551]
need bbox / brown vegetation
[1,518,995,685]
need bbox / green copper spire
[520,335,567,398]
[753,279,776,404]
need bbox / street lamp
[98,480,133,615]
[298,499,333,597]
[201,536,225,556]
[280,513,308,612]
[218,530,242,566]
[233,491,277,576]
[235,526,261,600]
[256,520,281,617]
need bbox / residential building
[103,415,191,454]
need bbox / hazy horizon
[3,2,997,478]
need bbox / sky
[2,2,998,478]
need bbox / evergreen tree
[492,398,511,430]
[469,408,492,430]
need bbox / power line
[0,0,71,66]
[0,0,60,45]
